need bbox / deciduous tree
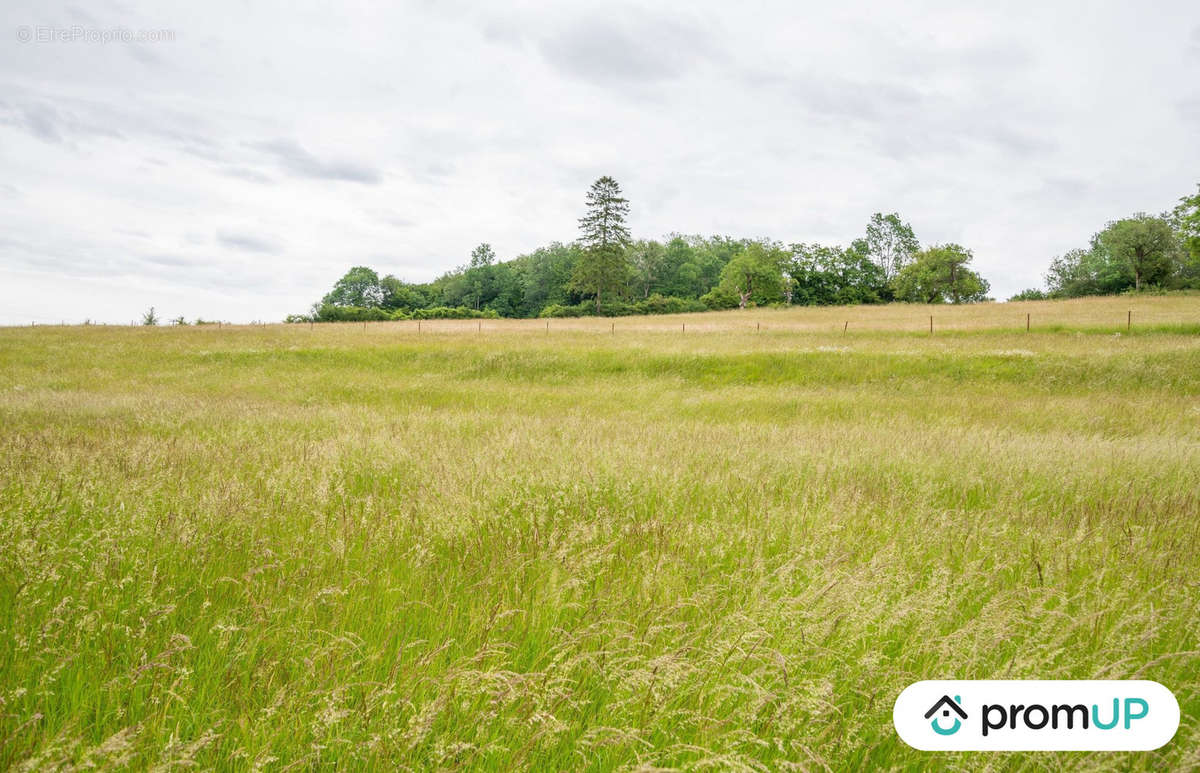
[863,213,919,282]
[323,266,385,308]
[892,243,989,303]
[1096,215,1177,291]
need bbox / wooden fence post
[1026,313,1030,332]
[929,315,933,334]
[843,321,848,335]
[1127,310,1131,331]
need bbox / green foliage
[291,182,1001,322]
[628,239,666,299]
[1008,288,1048,301]
[516,242,580,315]
[1045,245,1127,297]
[313,304,392,322]
[1045,216,1180,297]
[1096,214,1178,291]
[789,243,888,305]
[892,243,991,303]
[698,285,740,311]
[862,212,919,282]
[572,176,633,312]
[1030,183,1199,299]
[409,306,499,320]
[1170,184,1200,264]
[323,266,385,308]
[141,306,158,325]
[539,295,707,318]
[380,275,429,312]
[716,241,788,307]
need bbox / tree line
[1011,183,1200,300]
[291,176,997,322]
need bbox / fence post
[757,322,760,333]
[843,320,848,335]
[1026,313,1030,332]
[682,323,685,334]
[1127,310,1131,332]
[478,320,481,334]
[929,315,933,334]
[611,322,614,335]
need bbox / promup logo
[924,695,967,735]
[894,681,1179,751]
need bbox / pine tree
[573,176,632,313]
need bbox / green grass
[2,298,1199,770]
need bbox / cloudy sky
[2,1,1198,323]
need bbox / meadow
[1,295,1198,771]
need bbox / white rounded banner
[894,680,1179,751]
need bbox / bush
[634,294,707,315]
[312,304,392,322]
[1008,288,1048,301]
[410,306,499,320]
[700,287,739,310]
[538,304,583,318]
[541,296,709,318]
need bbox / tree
[892,243,990,304]
[518,242,579,316]
[462,243,497,310]
[1096,215,1177,291]
[380,275,429,311]
[572,176,632,312]
[141,307,158,325]
[323,266,385,308]
[629,239,666,299]
[862,213,919,282]
[1169,185,1200,287]
[1170,185,1200,260]
[789,243,887,305]
[470,243,495,268]
[715,241,787,308]
[1044,244,1132,297]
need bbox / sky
[1,1,1198,324]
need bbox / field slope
[1,296,1198,770]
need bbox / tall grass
[1,297,1198,770]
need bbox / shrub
[634,294,707,315]
[410,306,499,320]
[313,304,392,322]
[700,287,739,310]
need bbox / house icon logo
[924,694,967,735]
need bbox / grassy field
[1,295,1198,771]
